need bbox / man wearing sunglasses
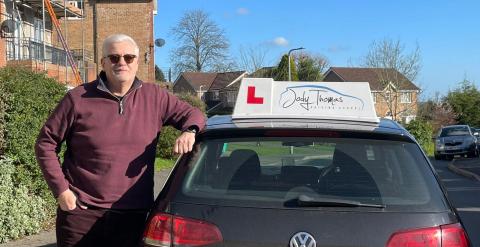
[35,33,206,246]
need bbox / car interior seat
[322,145,380,198]
[227,149,261,190]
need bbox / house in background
[324,67,420,123]
[173,72,217,97]
[173,71,247,114]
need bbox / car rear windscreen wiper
[295,194,385,208]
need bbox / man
[35,34,206,246]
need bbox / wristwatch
[184,126,198,134]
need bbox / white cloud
[236,7,249,15]
[273,37,289,47]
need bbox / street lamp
[288,47,305,81]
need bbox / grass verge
[155,157,176,171]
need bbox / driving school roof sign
[232,78,378,123]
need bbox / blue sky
[154,0,480,99]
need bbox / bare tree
[238,45,269,73]
[170,10,230,75]
[363,38,422,121]
[418,92,458,133]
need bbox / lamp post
[288,47,305,81]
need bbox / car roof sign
[232,78,379,123]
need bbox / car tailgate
[169,202,455,247]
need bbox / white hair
[102,34,139,57]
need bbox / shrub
[157,93,206,160]
[0,67,66,196]
[0,156,48,243]
[405,119,434,156]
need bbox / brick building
[0,0,156,85]
[57,0,156,83]
[0,0,83,86]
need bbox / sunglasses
[104,54,137,64]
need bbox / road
[432,158,480,247]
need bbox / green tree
[296,53,328,81]
[155,65,166,82]
[274,54,298,81]
[445,79,480,126]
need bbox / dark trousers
[56,207,149,247]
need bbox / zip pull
[119,100,124,115]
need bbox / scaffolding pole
[43,0,81,85]
[42,0,46,70]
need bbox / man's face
[101,41,139,85]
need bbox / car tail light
[386,223,469,247]
[143,213,223,247]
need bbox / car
[434,125,479,160]
[142,78,471,247]
[473,128,480,149]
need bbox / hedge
[0,67,66,196]
[0,156,48,243]
[405,119,434,156]
[157,93,206,160]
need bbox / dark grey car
[434,125,479,160]
[142,117,470,247]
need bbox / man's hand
[174,131,196,154]
[57,189,87,211]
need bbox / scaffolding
[1,0,85,85]
[43,0,81,84]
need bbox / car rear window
[178,135,447,211]
[440,127,470,137]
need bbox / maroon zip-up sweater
[35,73,206,209]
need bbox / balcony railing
[6,38,68,66]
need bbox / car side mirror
[474,132,479,137]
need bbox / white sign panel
[232,78,378,123]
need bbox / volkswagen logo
[290,232,316,247]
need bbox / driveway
[0,168,173,247]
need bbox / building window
[227,91,236,103]
[34,18,44,42]
[68,1,84,10]
[400,92,412,103]
[212,91,219,100]
[385,91,392,103]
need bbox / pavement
[0,168,173,247]
[447,157,480,181]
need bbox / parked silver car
[434,125,479,160]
